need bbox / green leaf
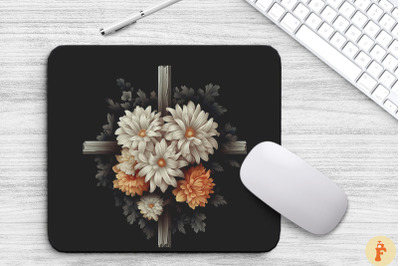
[116,78,125,89]
[121,91,132,102]
[210,194,227,207]
[94,156,114,187]
[227,160,241,168]
[190,212,206,233]
[208,102,227,117]
[96,113,115,141]
[150,91,157,101]
[224,123,237,135]
[127,213,138,224]
[177,220,186,234]
[198,84,220,104]
[138,218,156,239]
[120,102,131,110]
[134,89,150,107]
[114,195,123,207]
[173,86,198,105]
[116,78,133,91]
[176,213,190,234]
[210,162,224,172]
[121,197,140,225]
[106,98,122,113]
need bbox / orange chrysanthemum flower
[112,163,150,197]
[172,164,215,209]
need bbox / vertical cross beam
[157,65,172,248]
[158,66,171,116]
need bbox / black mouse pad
[48,45,281,252]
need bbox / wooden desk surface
[0,0,397,264]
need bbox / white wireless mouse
[240,141,348,235]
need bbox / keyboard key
[388,40,398,56]
[379,14,396,31]
[346,25,362,42]
[355,51,372,68]
[367,61,384,78]
[364,21,380,37]
[382,54,397,71]
[384,99,397,112]
[379,0,394,12]
[333,15,349,32]
[380,71,396,87]
[318,23,335,39]
[296,25,362,81]
[343,42,359,58]
[392,8,399,19]
[331,32,347,49]
[357,73,377,92]
[339,1,356,17]
[256,0,273,12]
[370,44,386,61]
[281,0,297,11]
[358,35,374,51]
[376,30,393,47]
[321,6,338,23]
[367,4,384,21]
[327,0,344,9]
[281,13,301,32]
[309,0,325,13]
[293,3,310,20]
[392,25,398,38]
[354,0,371,11]
[351,11,368,28]
[306,13,322,30]
[372,85,390,102]
[392,81,399,94]
[268,3,286,21]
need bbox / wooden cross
[82,66,247,248]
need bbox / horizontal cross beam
[82,140,247,155]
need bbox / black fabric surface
[47,46,281,252]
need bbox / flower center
[157,158,166,167]
[185,127,196,138]
[148,203,154,209]
[138,129,146,137]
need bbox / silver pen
[100,0,183,36]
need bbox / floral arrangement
[94,79,241,242]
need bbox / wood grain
[0,0,397,264]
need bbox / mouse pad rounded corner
[47,45,281,252]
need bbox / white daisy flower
[134,139,188,193]
[162,101,219,164]
[137,194,164,221]
[114,148,136,175]
[115,106,163,153]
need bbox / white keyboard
[246,0,398,119]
